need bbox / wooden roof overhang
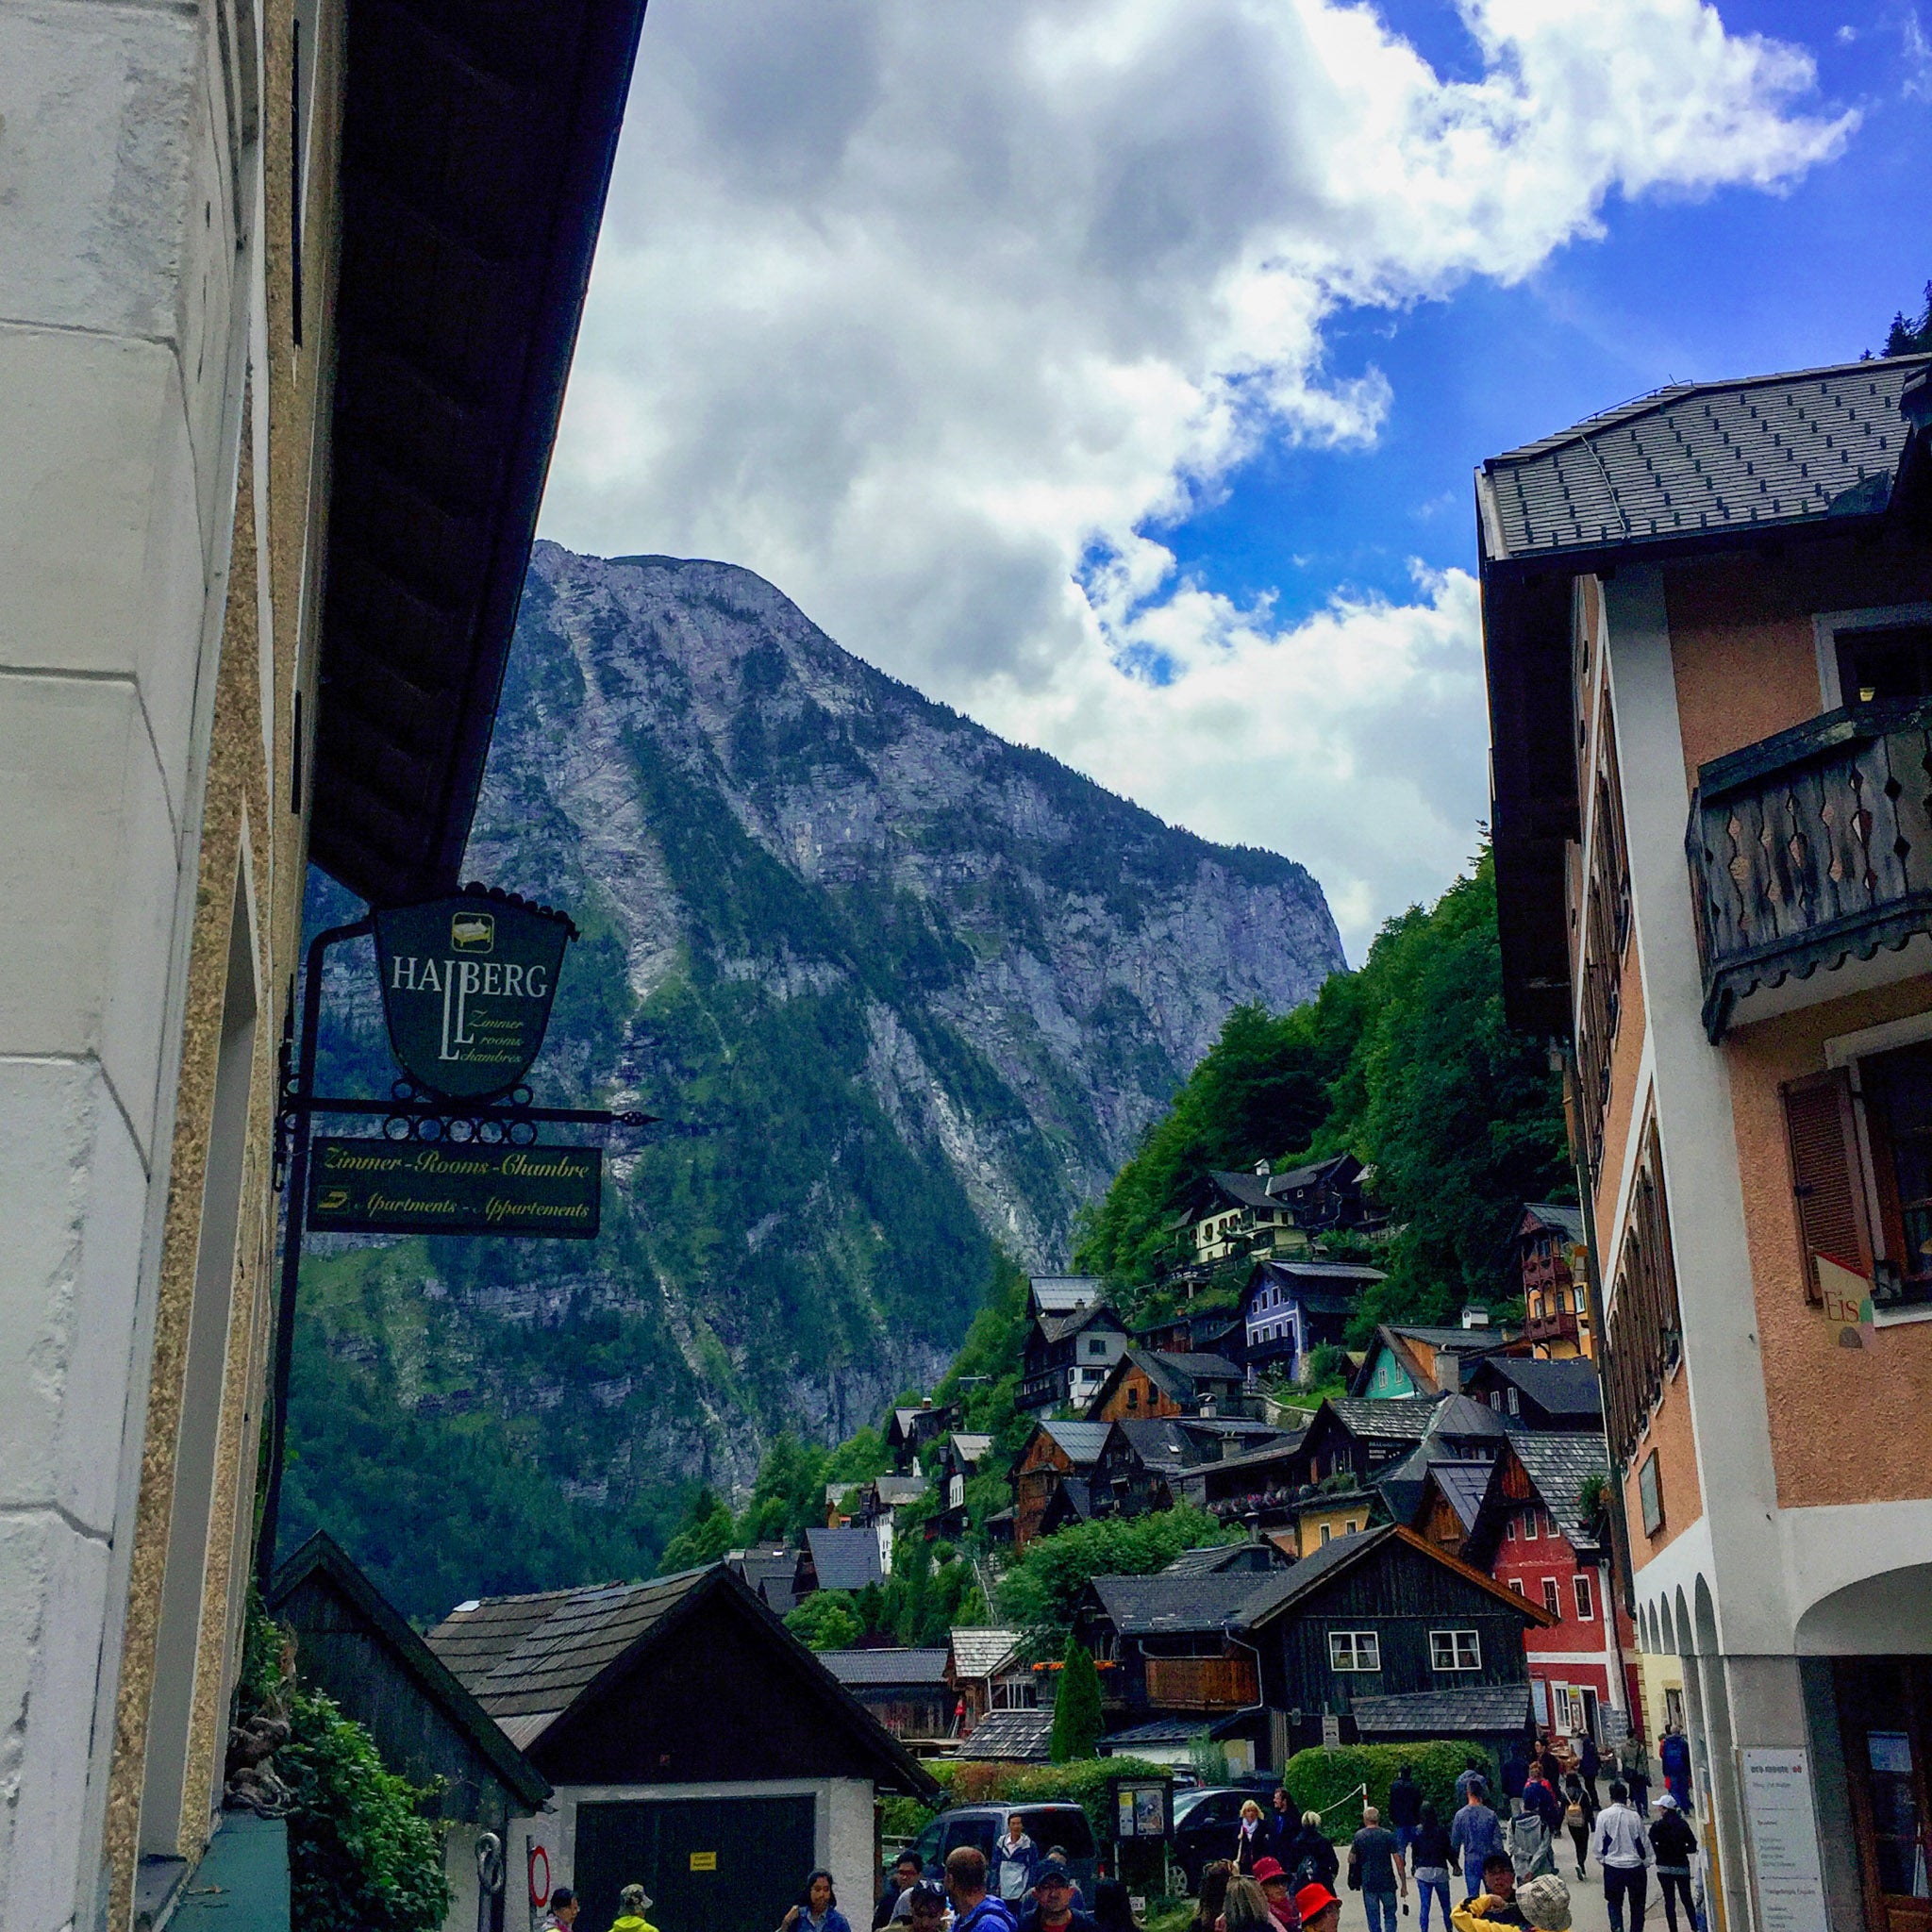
[1478,360,1932,1036]
[308,0,649,907]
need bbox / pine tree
[1049,1637,1105,1763]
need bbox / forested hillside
[1074,848,1573,1332]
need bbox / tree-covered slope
[283,546,1342,1614]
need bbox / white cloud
[542,0,1850,956]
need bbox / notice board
[1740,1748,1828,1932]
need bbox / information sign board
[375,892,571,1100]
[1740,1748,1828,1932]
[1108,1777,1171,1840]
[308,1137,601,1238]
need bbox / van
[900,1804,1100,1903]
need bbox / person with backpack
[1561,1778,1591,1880]
[992,1816,1041,1908]
[1284,1812,1338,1894]
[1658,1724,1692,1808]
[1647,1794,1699,1932]
[1411,1803,1454,1932]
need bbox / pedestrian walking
[1457,1757,1489,1807]
[1522,1765,1563,1840]
[783,1873,852,1932]
[1450,1852,1526,1928]
[1536,1740,1564,1792]
[1658,1724,1691,1809]
[1501,1740,1531,1817]
[1591,1782,1654,1932]
[1234,1800,1270,1874]
[1452,1788,1506,1902]
[881,1853,928,1928]
[1269,1789,1296,1856]
[1412,1804,1455,1932]
[1283,1814,1338,1893]
[1508,1797,1556,1882]
[1578,1735,1602,1819]
[1349,1803,1407,1932]
[1561,1780,1590,1879]
[948,1848,1019,1932]
[993,1816,1041,1908]
[1190,1864,1233,1932]
[611,1885,658,1932]
[1016,1857,1094,1932]
[1220,1876,1272,1932]
[1248,1858,1299,1932]
[1389,1763,1424,1865]
[1646,1795,1698,1932]
[1619,1737,1652,1818]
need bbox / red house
[1415,1434,1639,1743]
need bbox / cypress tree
[1050,1637,1105,1762]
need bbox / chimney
[1435,1349,1462,1394]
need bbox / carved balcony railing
[1687,699,1932,1040]
[1142,1656,1259,1711]
[1523,1305,1580,1348]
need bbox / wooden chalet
[1512,1202,1593,1358]
[725,1545,799,1616]
[946,1626,1034,1732]
[797,1526,885,1596]
[268,1535,550,1932]
[931,1432,996,1539]
[1410,1433,1640,1742]
[1075,1524,1551,1766]
[1268,1152,1388,1237]
[1134,1307,1248,1367]
[1014,1420,1113,1549]
[818,1648,954,1741]
[1020,1298,1129,1414]
[1350,1319,1528,1399]
[887,1400,957,1473]
[1030,1274,1108,1319]
[1239,1258,1376,1383]
[1174,1163,1312,1270]
[1458,1355,1605,1432]
[428,1564,939,1932]
[1085,1348,1246,1423]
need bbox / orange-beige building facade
[1485,353,1932,1932]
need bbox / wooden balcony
[1524,1306,1579,1347]
[1687,700,1932,1039]
[1142,1656,1258,1711]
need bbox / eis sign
[373,892,574,1101]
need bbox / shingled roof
[1351,1686,1536,1737]
[949,1628,1022,1680]
[819,1648,951,1687]
[1511,1433,1612,1545]
[1477,1357,1604,1422]
[1478,358,1932,566]
[1039,1421,1114,1466]
[806,1527,886,1592]
[963,1708,1056,1761]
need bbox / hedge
[1284,1741,1497,1842]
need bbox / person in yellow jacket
[610,1883,660,1932]
[1451,1873,1570,1932]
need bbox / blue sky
[543,0,1932,956]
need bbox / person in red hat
[1248,1858,1298,1932]
[1291,1885,1340,1932]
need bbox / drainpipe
[1556,1041,1640,1721]
[1222,1624,1272,1775]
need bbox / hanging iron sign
[307,1137,602,1238]
[374,891,574,1101]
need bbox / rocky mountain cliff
[287,544,1341,1608]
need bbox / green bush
[279,1686,451,1932]
[1284,1740,1496,1842]
[930,1757,1179,1837]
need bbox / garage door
[575,1793,818,1932]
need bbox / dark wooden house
[819,1648,954,1740]
[887,1400,958,1472]
[1075,1524,1550,1767]
[428,1564,939,1932]
[797,1525,885,1596]
[1086,1349,1245,1423]
[1457,1356,1605,1432]
[931,1431,996,1539]
[1013,1420,1113,1549]
[267,1534,551,1932]
[1020,1299,1129,1413]
[1511,1202,1591,1358]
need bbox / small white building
[428,1563,940,1932]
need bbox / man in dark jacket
[877,1854,925,1930]
[1269,1788,1297,1855]
[1648,1794,1699,1932]
[1578,1733,1603,1814]
[1387,1766,1424,1864]
[948,1850,1018,1932]
[1500,1740,1531,1815]
[1014,1859,1093,1932]
[1658,1724,1692,1807]
[1521,1767,1564,1836]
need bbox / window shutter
[1781,1069,1873,1304]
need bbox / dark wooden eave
[308,0,648,907]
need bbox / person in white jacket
[1591,1782,1655,1932]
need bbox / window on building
[1575,706,1633,1183]
[1330,1630,1381,1672]
[1505,1517,1516,1541]
[1541,1579,1562,1619]
[1605,1120,1685,1467]
[1840,1042,1932,1314]
[1344,1520,1357,1534]
[1507,1389,1521,1416]
[1836,622,1932,705]
[1574,1574,1595,1621]
[1524,1510,1539,1541]
[1320,1524,1332,1546]
[1509,1578,1526,1596]
[1430,1629,1481,1672]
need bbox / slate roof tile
[950,1628,1023,1679]
[963,1709,1056,1760]
[1351,1687,1535,1735]
[819,1648,951,1687]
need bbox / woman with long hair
[1219,1877,1272,1932]
[1191,1860,1234,1932]
[780,1871,852,1932]
[1234,1800,1269,1873]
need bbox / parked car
[1170,1786,1255,1891]
[900,1803,1100,1900]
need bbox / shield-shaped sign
[373,891,573,1101]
